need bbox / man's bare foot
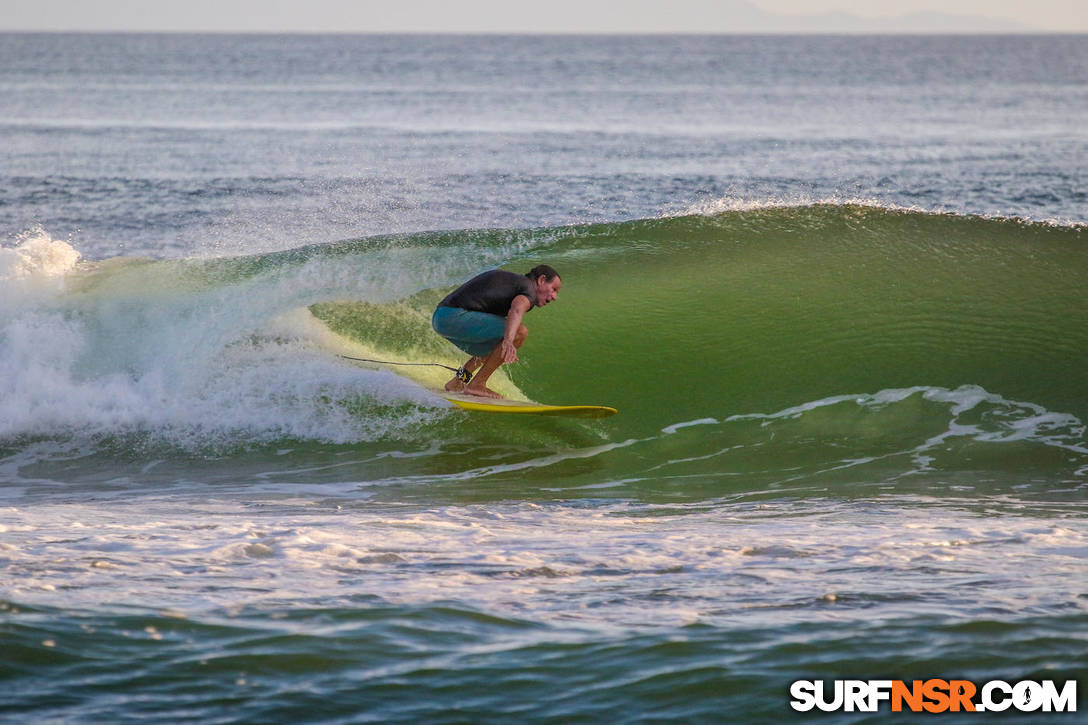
[462,384,503,399]
[444,378,465,392]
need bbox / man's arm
[502,295,532,363]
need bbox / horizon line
[1,29,1082,36]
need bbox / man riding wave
[431,265,561,399]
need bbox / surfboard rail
[440,392,617,418]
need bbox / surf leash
[338,354,472,384]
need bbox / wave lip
[0,228,81,306]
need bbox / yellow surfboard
[441,392,617,418]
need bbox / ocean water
[1,33,1087,722]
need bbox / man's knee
[515,325,528,346]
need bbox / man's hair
[526,264,560,281]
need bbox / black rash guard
[438,270,536,317]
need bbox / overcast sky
[1,0,1085,33]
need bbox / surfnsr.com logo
[790,679,1078,713]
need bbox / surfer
[432,265,562,399]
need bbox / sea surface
[1,33,1087,722]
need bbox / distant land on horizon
[0,0,1047,34]
[765,10,1030,34]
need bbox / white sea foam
[2,496,1086,629]
[0,230,522,446]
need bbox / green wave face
[317,205,1087,427]
[516,205,1087,430]
[310,205,1088,500]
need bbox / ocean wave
[2,206,1085,494]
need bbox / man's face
[535,276,561,307]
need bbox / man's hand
[501,295,531,364]
[502,339,519,363]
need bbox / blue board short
[432,306,506,357]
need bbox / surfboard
[441,392,617,418]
